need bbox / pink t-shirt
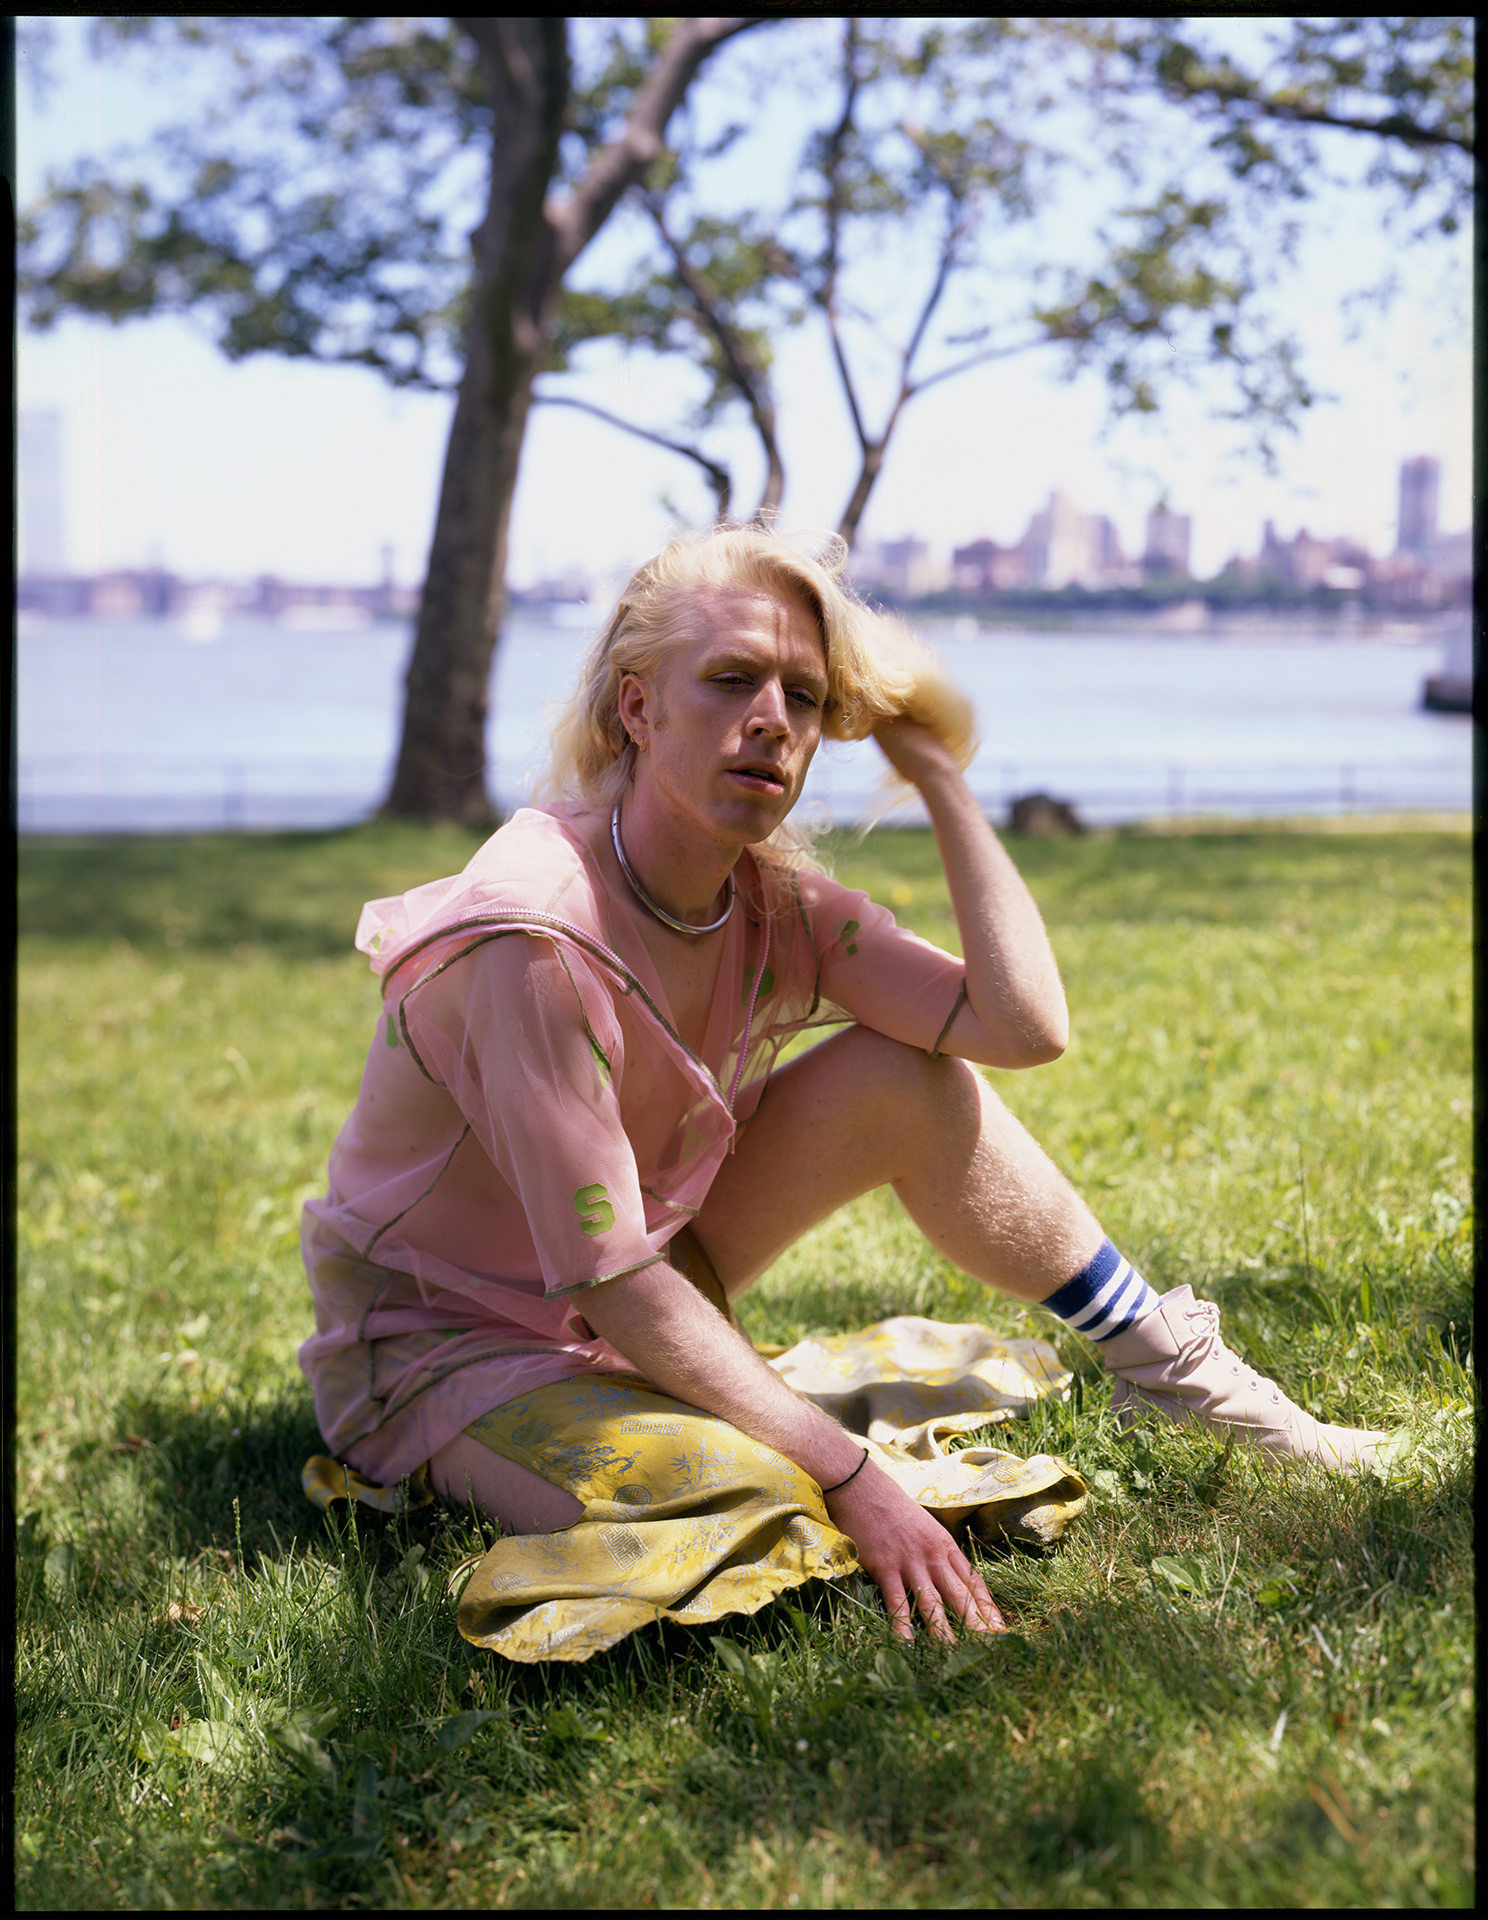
[299,807,966,1483]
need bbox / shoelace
[1183,1300,1276,1400]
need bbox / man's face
[621,589,828,846]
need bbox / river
[17,610,1470,833]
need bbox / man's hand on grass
[826,1459,1004,1641]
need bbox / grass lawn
[16,818,1474,1910]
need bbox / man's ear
[616,671,646,737]
[618,670,661,741]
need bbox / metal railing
[16,749,1470,834]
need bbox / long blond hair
[536,525,975,864]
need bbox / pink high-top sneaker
[1099,1286,1390,1470]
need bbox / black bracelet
[820,1448,870,1495]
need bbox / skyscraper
[1397,457,1439,557]
[1021,491,1131,590]
[19,409,67,574]
[1143,504,1192,577]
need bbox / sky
[15,16,1474,590]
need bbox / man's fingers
[931,1551,1000,1630]
[924,1606,957,1645]
[909,1558,998,1643]
[927,1557,1006,1637]
[906,1581,956,1643]
[878,1576,915,1641]
[858,1504,1005,1640]
[958,1570,1005,1633]
[943,1580,1002,1637]
[942,1541,1005,1631]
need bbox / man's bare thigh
[692,1024,975,1295]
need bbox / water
[16,610,1471,833]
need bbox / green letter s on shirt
[573,1183,615,1236]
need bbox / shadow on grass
[14,1414,1471,1910]
[18,822,488,959]
[127,1385,333,1566]
[21,824,1469,963]
[13,1384,352,1586]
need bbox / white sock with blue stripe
[1040,1239,1162,1342]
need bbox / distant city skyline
[21,467,1467,632]
[17,402,1465,608]
[841,458,1467,609]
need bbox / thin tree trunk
[384,16,754,823]
[836,444,887,551]
[384,20,567,822]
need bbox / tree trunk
[836,440,886,551]
[383,19,568,823]
[384,16,755,823]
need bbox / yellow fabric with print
[447,1317,1088,1665]
[456,1374,856,1662]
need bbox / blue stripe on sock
[1074,1267,1137,1333]
[1084,1274,1150,1340]
[1041,1238,1160,1341]
[1041,1239,1123,1320]
[1065,1259,1133,1330]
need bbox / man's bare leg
[695,1026,1388,1469]
[695,1025,1102,1300]
[427,1436,584,1534]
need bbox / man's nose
[746,680,790,737]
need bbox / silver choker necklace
[611,805,736,937]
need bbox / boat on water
[1422,618,1474,715]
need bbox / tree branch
[836,180,964,546]
[818,21,871,456]
[905,332,1049,402]
[897,214,961,395]
[1166,85,1475,156]
[534,391,731,521]
[545,18,758,275]
[645,195,783,520]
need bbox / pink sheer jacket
[298,807,968,1486]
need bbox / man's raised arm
[873,717,1069,1070]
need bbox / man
[301,526,1386,1652]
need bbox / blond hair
[536,525,976,863]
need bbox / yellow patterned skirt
[304,1308,1092,1665]
[455,1373,857,1662]
[454,1315,1088,1663]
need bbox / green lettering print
[573,1183,616,1236]
[840,919,860,957]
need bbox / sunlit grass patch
[16,819,1473,1909]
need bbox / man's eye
[790,689,822,709]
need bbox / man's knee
[885,1036,992,1145]
[840,1033,1043,1177]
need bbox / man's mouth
[726,762,788,796]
